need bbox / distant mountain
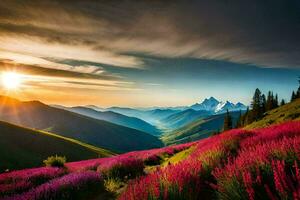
[162,111,242,145]
[137,106,188,111]
[190,97,247,113]
[0,120,114,172]
[146,109,180,120]
[67,106,161,135]
[161,109,212,129]
[190,97,219,111]
[106,107,147,119]
[0,96,163,153]
[106,107,180,125]
[85,105,106,112]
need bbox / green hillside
[162,111,241,145]
[0,96,163,153]
[246,98,300,129]
[0,121,114,172]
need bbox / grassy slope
[0,96,163,153]
[0,121,114,172]
[162,111,241,145]
[246,99,300,129]
[161,146,195,167]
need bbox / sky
[0,0,299,107]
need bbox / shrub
[43,155,66,168]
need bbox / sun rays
[1,72,22,90]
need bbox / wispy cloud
[0,60,118,80]
[0,0,299,69]
[0,0,299,106]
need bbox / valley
[0,94,299,200]
[1,98,299,199]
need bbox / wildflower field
[1,121,299,200]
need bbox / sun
[1,72,22,90]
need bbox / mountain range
[83,97,246,125]
[0,96,163,153]
[64,106,162,135]
[190,97,247,113]
[161,109,212,130]
[0,95,247,153]
[1,94,295,173]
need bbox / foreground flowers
[0,121,299,200]
[3,171,103,200]
[120,122,300,200]
[0,167,66,198]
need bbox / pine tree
[297,77,300,98]
[261,94,266,113]
[291,91,296,102]
[251,88,263,121]
[223,109,233,131]
[236,109,242,128]
[266,91,273,111]
[240,107,249,126]
[273,94,279,108]
[280,99,285,106]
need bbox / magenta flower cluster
[0,167,65,198]
[3,171,103,200]
[213,122,300,200]
[120,121,300,200]
[66,142,194,172]
[1,121,299,200]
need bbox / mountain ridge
[190,97,247,113]
[0,120,114,172]
[66,106,162,135]
[0,96,163,153]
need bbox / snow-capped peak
[215,101,235,112]
[190,97,220,111]
[191,97,247,113]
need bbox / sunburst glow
[1,72,22,90]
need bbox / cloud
[0,59,141,93]
[0,0,299,69]
[0,59,119,80]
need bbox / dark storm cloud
[0,0,299,68]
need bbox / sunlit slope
[0,96,163,153]
[0,121,114,172]
[246,98,300,129]
[162,111,241,145]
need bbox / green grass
[38,129,114,157]
[144,146,195,173]
[161,146,195,167]
[0,121,114,172]
[162,111,241,145]
[246,99,300,129]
